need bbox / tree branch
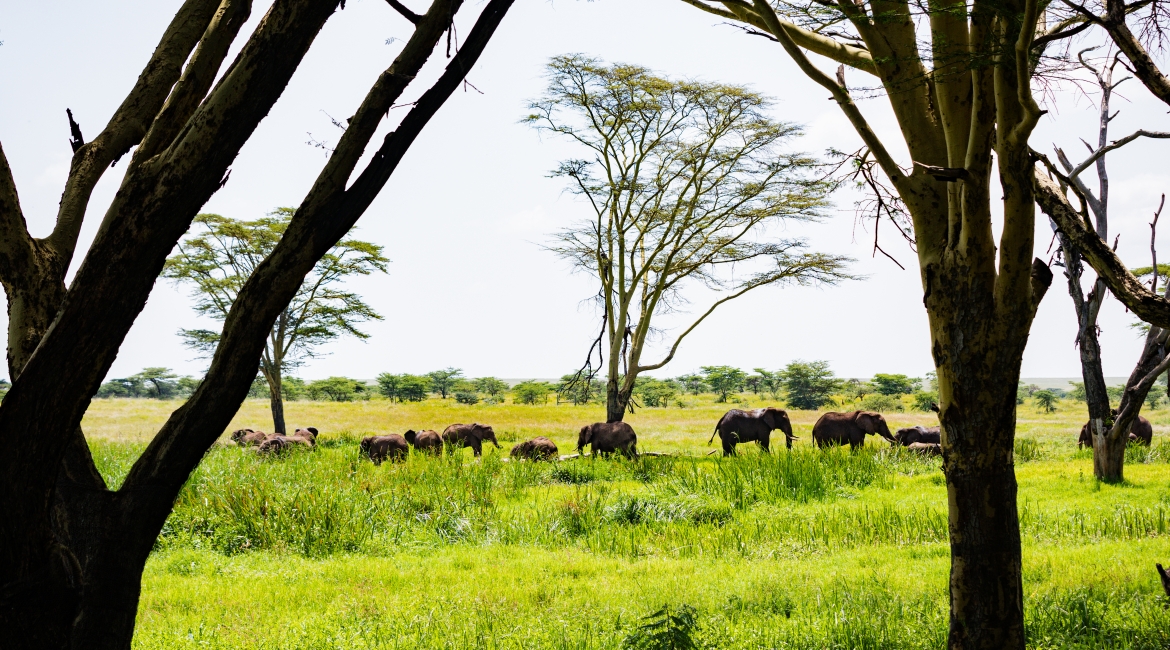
[1035,156,1170,328]
[1096,0,1170,107]
[385,0,422,24]
[0,143,35,281]
[1068,129,1170,180]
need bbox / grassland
[82,396,1170,649]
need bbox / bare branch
[0,143,35,280]
[385,0,422,24]
[1152,194,1164,293]
[1068,129,1170,180]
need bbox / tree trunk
[1093,431,1126,480]
[263,366,286,434]
[605,377,632,423]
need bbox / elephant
[231,428,270,447]
[577,422,637,458]
[510,436,559,461]
[906,442,942,457]
[894,425,941,446]
[708,407,796,455]
[442,423,500,456]
[811,411,896,449]
[257,427,318,454]
[1158,563,1170,599]
[360,434,408,464]
[1078,415,1153,448]
[404,429,442,455]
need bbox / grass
[77,396,1170,648]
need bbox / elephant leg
[759,434,771,453]
[471,440,482,457]
[723,440,735,456]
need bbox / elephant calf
[894,425,941,446]
[709,407,796,455]
[1077,415,1152,448]
[231,428,271,447]
[811,411,896,449]
[577,422,637,458]
[405,429,442,455]
[442,423,500,457]
[257,427,319,454]
[906,442,942,457]
[511,436,559,461]
[361,434,409,464]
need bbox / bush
[454,391,480,405]
[859,394,904,413]
[513,381,553,405]
[781,360,839,410]
[636,378,679,408]
[376,373,430,402]
[911,391,938,412]
[557,373,604,405]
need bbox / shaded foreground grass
[76,398,1170,648]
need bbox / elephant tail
[709,417,724,445]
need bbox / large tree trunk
[605,377,632,423]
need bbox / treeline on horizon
[83,362,952,412]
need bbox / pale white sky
[2,1,1170,382]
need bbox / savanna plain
[85,396,1170,649]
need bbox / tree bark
[262,366,286,434]
[605,378,633,423]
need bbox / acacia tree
[165,209,387,433]
[0,0,515,646]
[530,56,853,422]
[678,1,1064,646]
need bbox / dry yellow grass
[80,394,1121,454]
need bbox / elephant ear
[856,412,876,434]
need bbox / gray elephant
[907,441,942,457]
[708,407,796,455]
[404,429,442,455]
[1078,415,1153,448]
[510,436,559,461]
[811,411,896,449]
[442,423,500,456]
[360,434,408,464]
[577,422,637,458]
[895,425,941,446]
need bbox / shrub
[859,393,903,413]
[513,381,553,405]
[636,378,679,408]
[912,391,937,412]
[623,604,699,650]
[454,391,480,405]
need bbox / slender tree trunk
[262,365,286,434]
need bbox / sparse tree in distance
[871,374,921,396]
[531,56,853,422]
[426,367,463,399]
[635,377,680,408]
[1033,390,1058,414]
[377,373,431,403]
[781,361,839,411]
[701,366,746,403]
[0,1,516,642]
[753,368,784,400]
[165,210,387,433]
[513,381,553,405]
[475,377,509,404]
[557,374,604,405]
[307,377,367,402]
[676,374,707,395]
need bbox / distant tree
[165,210,387,432]
[753,368,784,400]
[636,378,680,408]
[860,393,903,413]
[675,374,707,395]
[454,390,480,405]
[376,373,430,403]
[1147,385,1165,410]
[308,377,367,402]
[701,366,747,403]
[532,56,853,422]
[744,374,765,395]
[133,367,180,399]
[1069,382,1087,402]
[871,374,921,395]
[514,381,553,405]
[1033,390,1058,414]
[781,361,839,411]
[843,378,874,402]
[912,391,938,413]
[176,377,202,399]
[475,377,509,404]
[1016,383,1028,405]
[426,367,463,399]
[0,378,9,400]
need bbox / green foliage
[1034,390,1058,413]
[307,377,367,402]
[1107,385,1126,404]
[282,377,307,401]
[1017,382,1028,405]
[623,604,699,650]
[675,374,707,395]
[426,367,463,399]
[843,378,874,401]
[701,366,746,403]
[1147,385,1165,410]
[1069,382,1087,402]
[475,377,509,403]
[871,373,921,395]
[96,367,194,399]
[859,394,904,413]
[454,391,480,405]
[636,378,680,408]
[752,368,784,400]
[781,360,839,410]
[912,391,938,412]
[376,373,430,403]
[513,381,554,405]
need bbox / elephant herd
[230,406,1158,464]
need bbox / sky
[3,1,1170,382]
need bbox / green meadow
[84,397,1170,649]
